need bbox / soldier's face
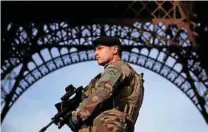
[94,45,114,66]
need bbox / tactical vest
[82,64,144,128]
[82,73,101,99]
[114,72,144,126]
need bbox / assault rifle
[39,84,83,132]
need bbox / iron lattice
[1,1,208,124]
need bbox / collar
[103,60,124,69]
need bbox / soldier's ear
[112,46,119,55]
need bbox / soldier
[68,36,144,132]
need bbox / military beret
[92,36,121,48]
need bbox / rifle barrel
[39,120,54,132]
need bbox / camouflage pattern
[78,108,127,132]
[74,60,144,132]
[92,108,127,132]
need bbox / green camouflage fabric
[76,61,123,121]
[78,108,127,132]
[76,60,144,132]
[92,108,127,132]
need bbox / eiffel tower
[1,1,208,125]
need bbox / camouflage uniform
[74,60,144,132]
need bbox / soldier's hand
[73,108,91,121]
[72,108,84,121]
[72,110,79,121]
[68,112,80,131]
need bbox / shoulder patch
[97,65,123,92]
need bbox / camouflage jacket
[75,60,144,128]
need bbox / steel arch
[1,21,208,124]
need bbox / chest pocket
[83,73,101,97]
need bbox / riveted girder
[1,1,208,124]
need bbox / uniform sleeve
[75,65,124,121]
